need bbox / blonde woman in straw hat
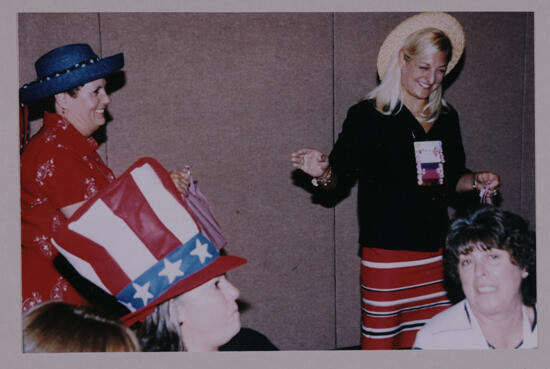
[291,13,501,349]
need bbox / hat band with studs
[21,56,101,90]
[117,232,219,312]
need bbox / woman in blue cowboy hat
[19,44,191,312]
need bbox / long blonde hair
[23,301,140,352]
[367,28,453,122]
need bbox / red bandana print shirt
[20,112,115,312]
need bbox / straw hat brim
[377,12,465,80]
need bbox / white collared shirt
[413,299,537,349]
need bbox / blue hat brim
[20,53,124,104]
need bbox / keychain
[479,186,494,205]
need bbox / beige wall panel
[99,13,335,350]
[446,13,534,224]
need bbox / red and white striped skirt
[360,247,451,349]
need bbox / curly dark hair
[39,85,82,113]
[444,206,536,306]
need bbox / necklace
[486,339,523,350]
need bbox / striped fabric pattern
[360,247,451,349]
[50,157,246,326]
[51,159,212,307]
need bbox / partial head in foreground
[23,301,140,352]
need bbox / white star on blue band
[117,233,219,310]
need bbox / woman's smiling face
[60,78,111,137]
[399,50,447,104]
[458,246,526,318]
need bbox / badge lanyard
[412,130,445,187]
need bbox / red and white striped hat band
[51,157,246,325]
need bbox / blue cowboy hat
[20,43,124,104]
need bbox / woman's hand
[473,171,501,194]
[456,171,501,195]
[291,148,329,178]
[170,168,191,197]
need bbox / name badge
[414,140,445,186]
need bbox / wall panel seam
[331,12,338,349]
[97,12,109,166]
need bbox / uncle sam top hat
[20,43,124,104]
[51,157,246,326]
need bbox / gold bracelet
[311,167,333,188]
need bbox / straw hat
[377,12,465,80]
[51,157,246,326]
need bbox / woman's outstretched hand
[170,168,191,197]
[291,148,329,178]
